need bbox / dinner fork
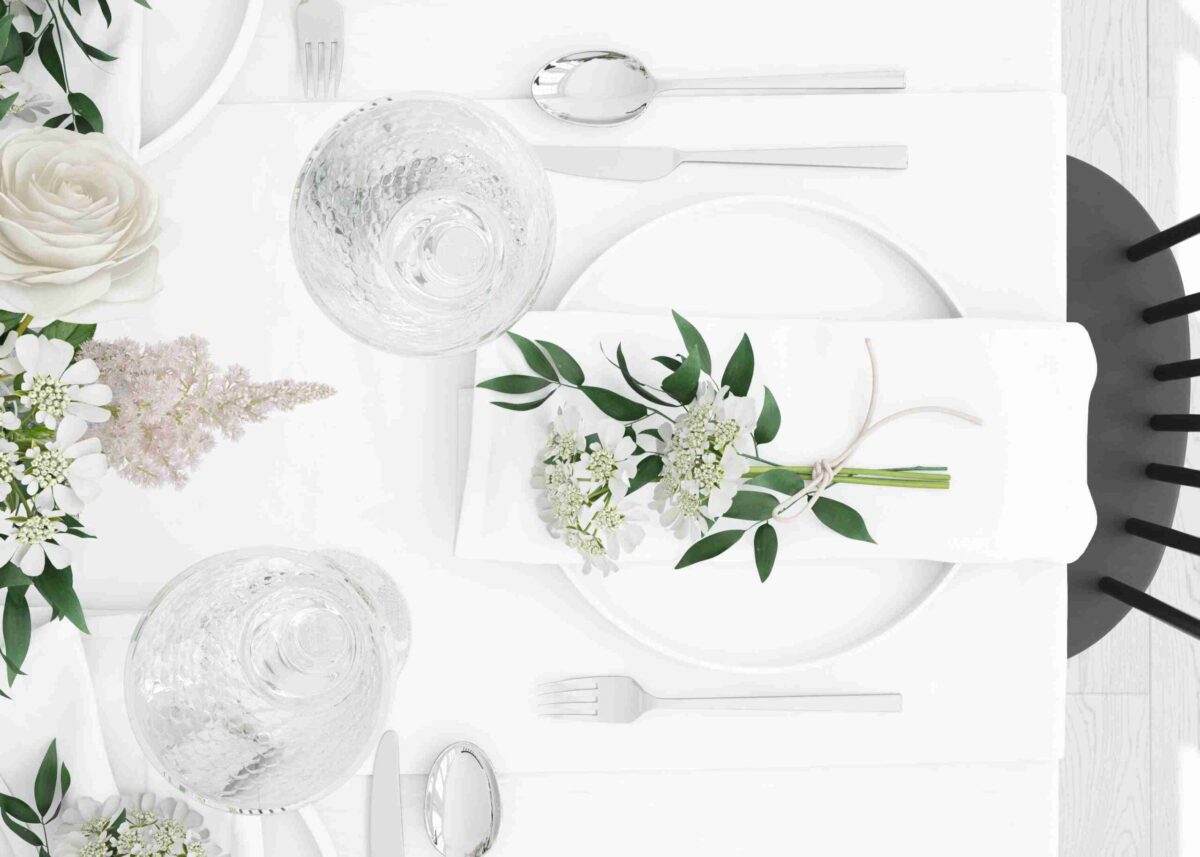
[297,0,344,100]
[537,676,902,723]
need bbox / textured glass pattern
[290,94,556,356]
[125,548,410,814]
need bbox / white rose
[0,127,160,322]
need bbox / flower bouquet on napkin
[480,311,979,581]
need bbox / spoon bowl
[424,742,502,857]
[531,50,906,126]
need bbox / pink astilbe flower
[81,336,335,488]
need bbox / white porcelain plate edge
[137,0,263,164]
[555,194,964,674]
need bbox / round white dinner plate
[557,195,963,672]
[138,0,262,162]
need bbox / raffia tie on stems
[772,339,983,523]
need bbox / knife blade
[535,144,908,181]
[370,730,404,857]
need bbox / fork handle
[652,693,902,713]
[682,146,908,170]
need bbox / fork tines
[537,678,600,718]
[297,0,345,100]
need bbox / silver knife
[370,730,404,857]
[535,144,908,181]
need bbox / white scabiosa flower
[577,422,638,494]
[0,509,69,575]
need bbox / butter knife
[371,730,404,857]
[535,144,907,181]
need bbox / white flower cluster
[533,406,647,574]
[56,795,221,857]
[0,333,109,575]
[651,384,756,540]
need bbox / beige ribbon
[773,339,983,522]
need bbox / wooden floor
[1062,0,1200,854]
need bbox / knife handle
[659,68,906,93]
[682,145,908,171]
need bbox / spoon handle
[652,693,903,713]
[683,145,908,170]
[658,68,906,93]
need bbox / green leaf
[34,740,57,816]
[37,28,66,92]
[67,92,104,133]
[507,332,557,382]
[65,0,81,14]
[652,355,681,371]
[0,311,25,332]
[746,468,806,496]
[59,764,70,800]
[0,795,38,825]
[675,529,744,569]
[73,114,94,135]
[0,15,11,60]
[616,344,671,407]
[812,497,876,544]
[671,311,711,374]
[59,6,116,63]
[661,348,701,405]
[476,374,552,395]
[753,386,781,445]
[0,93,16,124]
[31,568,88,633]
[754,524,778,582]
[43,113,71,129]
[580,386,648,421]
[106,809,127,836]
[490,390,555,412]
[720,333,754,397]
[723,490,780,521]
[3,587,30,685]
[131,0,152,7]
[1,811,42,848]
[627,455,663,496]
[535,340,584,386]
[36,321,97,347]
[0,564,32,588]
[97,0,112,26]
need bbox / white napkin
[458,312,1097,566]
[80,613,265,857]
[0,622,117,855]
[1,2,143,154]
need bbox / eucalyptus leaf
[67,92,103,133]
[97,0,112,25]
[616,344,671,406]
[652,355,681,371]
[34,739,57,817]
[536,340,585,386]
[59,764,70,800]
[31,568,88,633]
[476,374,552,395]
[720,333,754,397]
[60,11,117,63]
[43,113,70,129]
[812,497,876,543]
[675,529,744,569]
[723,490,780,521]
[661,348,700,405]
[3,587,30,685]
[627,455,663,496]
[0,796,38,826]
[37,29,66,92]
[671,311,712,374]
[580,386,648,421]
[746,468,805,496]
[754,524,778,582]
[1,811,41,848]
[753,386,781,445]
[506,332,557,382]
[490,390,555,411]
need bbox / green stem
[14,314,32,334]
[747,464,950,483]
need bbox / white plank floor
[1063,0,1200,854]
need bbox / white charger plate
[557,195,963,672]
[138,0,262,162]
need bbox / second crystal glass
[125,548,410,813]
[290,94,556,356]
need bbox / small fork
[297,0,345,100]
[537,676,902,723]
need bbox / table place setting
[0,0,1082,854]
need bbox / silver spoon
[424,742,501,857]
[532,50,906,126]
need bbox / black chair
[1068,156,1200,656]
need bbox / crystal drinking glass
[290,94,556,356]
[125,548,410,813]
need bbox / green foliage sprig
[0,739,77,857]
